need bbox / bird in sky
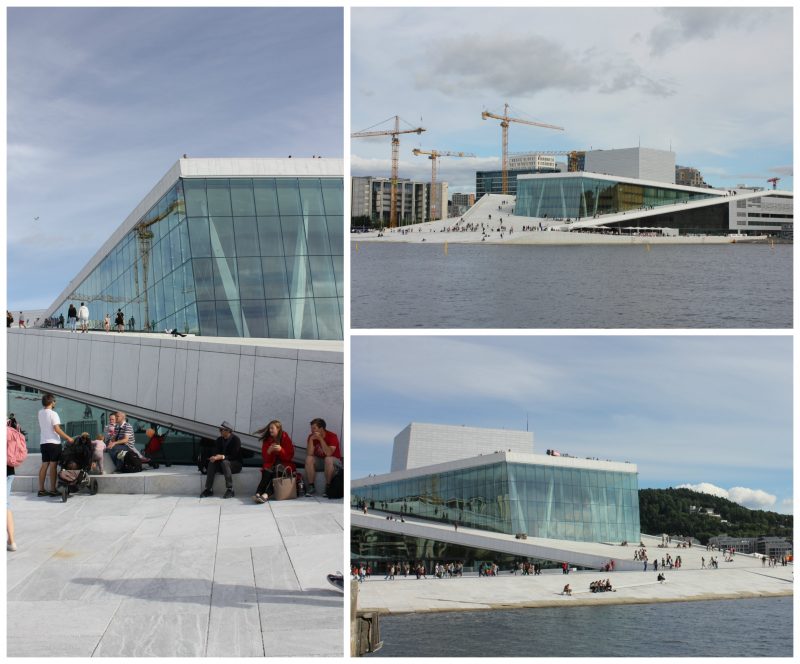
[33,217,39,221]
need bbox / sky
[6,7,343,311]
[351,7,793,194]
[351,335,793,515]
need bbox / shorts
[40,443,62,463]
[7,475,13,498]
[311,456,342,472]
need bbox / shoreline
[351,231,783,246]
[362,588,792,616]
[354,565,793,616]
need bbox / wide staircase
[12,453,331,498]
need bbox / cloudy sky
[7,7,343,311]
[352,7,792,193]
[351,335,793,514]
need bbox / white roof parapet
[516,170,729,196]
[353,450,637,489]
[44,157,343,318]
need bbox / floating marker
[444,242,448,256]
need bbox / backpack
[7,425,28,467]
[120,450,142,473]
[326,467,344,499]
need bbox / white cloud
[780,498,793,515]
[676,482,777,511]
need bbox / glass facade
[516,176,717,220]
[475,168,556,198]
[50,177,344,340]
[351,460,640,544]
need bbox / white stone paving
[7,491,344,657]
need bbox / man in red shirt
[304,418,341,496]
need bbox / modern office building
[585,147,676,184]
[426,181,449,221]
[351,176,427,226]
[44,157,344,340]
[352,423,641,568]
[10,157,344,467]
[515,171,793,236]
[476,167,558,198]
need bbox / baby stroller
[57,433,98,502]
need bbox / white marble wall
[7,329,343,449]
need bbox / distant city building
[351,176,428,226]
[426,181,448,222]
[676,165,710,188]
[756,536,793,558]
[450,192,476,217]
[585,147,676,184]
[508,153,557,171]
[708,536,792,558]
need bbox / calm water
[369,596,792,657]
[351,243,792,328]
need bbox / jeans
[69,317,77,331]
[205,459,242,490]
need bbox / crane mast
[481,103,563,194]
[412,148,476,221]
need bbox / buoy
[355,242,359,252]
[444,242,448,256]
[646,244,651,251]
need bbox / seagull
[33,217,39,221]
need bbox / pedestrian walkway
[7,491,344,656]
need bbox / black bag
[326,467,344,499]
[121,450,142,473]
[197,438,215,474]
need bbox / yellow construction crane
[412,149,476,221]
[481,103,563,194]
[352,116,426,228]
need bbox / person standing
[18,314,26,329]
[37,393,73,496]
[78,302,89,333]
[6,311,13,328]
[67,303,78,332]
[115,309,125,333]
[201,422,243,499]
[252,419,294,503]
[303,418,342,496]
[104,314,111,332]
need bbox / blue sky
[351,335,793,514]
[7,7,343,311]
[352,7,793,194]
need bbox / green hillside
[638,488,793,544]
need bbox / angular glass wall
[516,176,717,220]
[351,461,640,543]
[49,177,343,340]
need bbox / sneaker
[252,494,266,504]
[326,573,344,593]
[7,542,16,552]
[306,484,316,496]
[223,489,234,499]
[200,489,213,498]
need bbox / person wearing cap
[200,422,243,499]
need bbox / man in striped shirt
[106,411,138,471]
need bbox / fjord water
[367,596,792,657]
[351,243,792,328]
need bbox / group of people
[589,578,614,593]
[199,417,341,501]
[36,394,157,496]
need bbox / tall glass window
[48,176,343,340]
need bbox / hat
[219,421,233,432]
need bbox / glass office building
[516,173,717,220]
[352,458,640,543]
[45,158,343,340]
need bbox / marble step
[11,454,329,497]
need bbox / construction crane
[481,103,564,194]
[352,116,426,228]
[412,149,476,221]
[767,177,781,190]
